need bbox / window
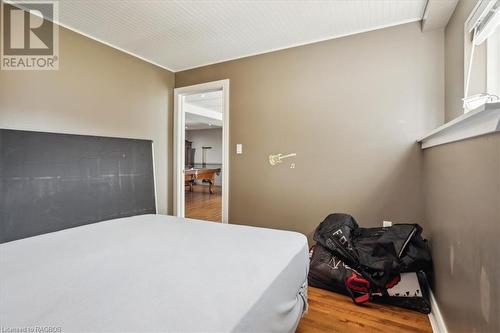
[486,25,500,97]
[463,0,500,111]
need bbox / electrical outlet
[236,144,242,154]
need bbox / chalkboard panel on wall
[0,129,156,243]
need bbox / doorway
[173,80,229,223]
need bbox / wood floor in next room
[297,287,432,333]
[185,184,222,222]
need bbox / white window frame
[418,1,500,149]
[462,0,500,111]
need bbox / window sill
[418,102,500,149]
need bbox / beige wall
[186,129,223,165]
[423,134,500,333]
[0,24,175,214]
[176,22,444,240]
[423,1,500,332]
[445,0,487,121]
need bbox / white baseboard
[428,288,448,333]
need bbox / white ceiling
[53,0,429,72]
[186,112,222,130]
[185,90,223,113]
[185,90,223,130]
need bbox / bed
[0,214,309,332]
[0,130,309,332]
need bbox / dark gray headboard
[0,129,156,243]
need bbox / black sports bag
[309,213,432,312]
[308,244,431,313]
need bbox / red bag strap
[354,293,371,304]
[346,272,370,293]
[344,272,372,305]
[345,272,401,305]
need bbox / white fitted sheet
[0,214,309,333]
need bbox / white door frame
[173,79,230,223]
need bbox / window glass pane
[497,26,500,96]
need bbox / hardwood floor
[185,184,221,222]
[297,287,432,333]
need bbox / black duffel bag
[308,213,432,312]
[308,243,431,313]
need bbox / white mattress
[0,214,309,333]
